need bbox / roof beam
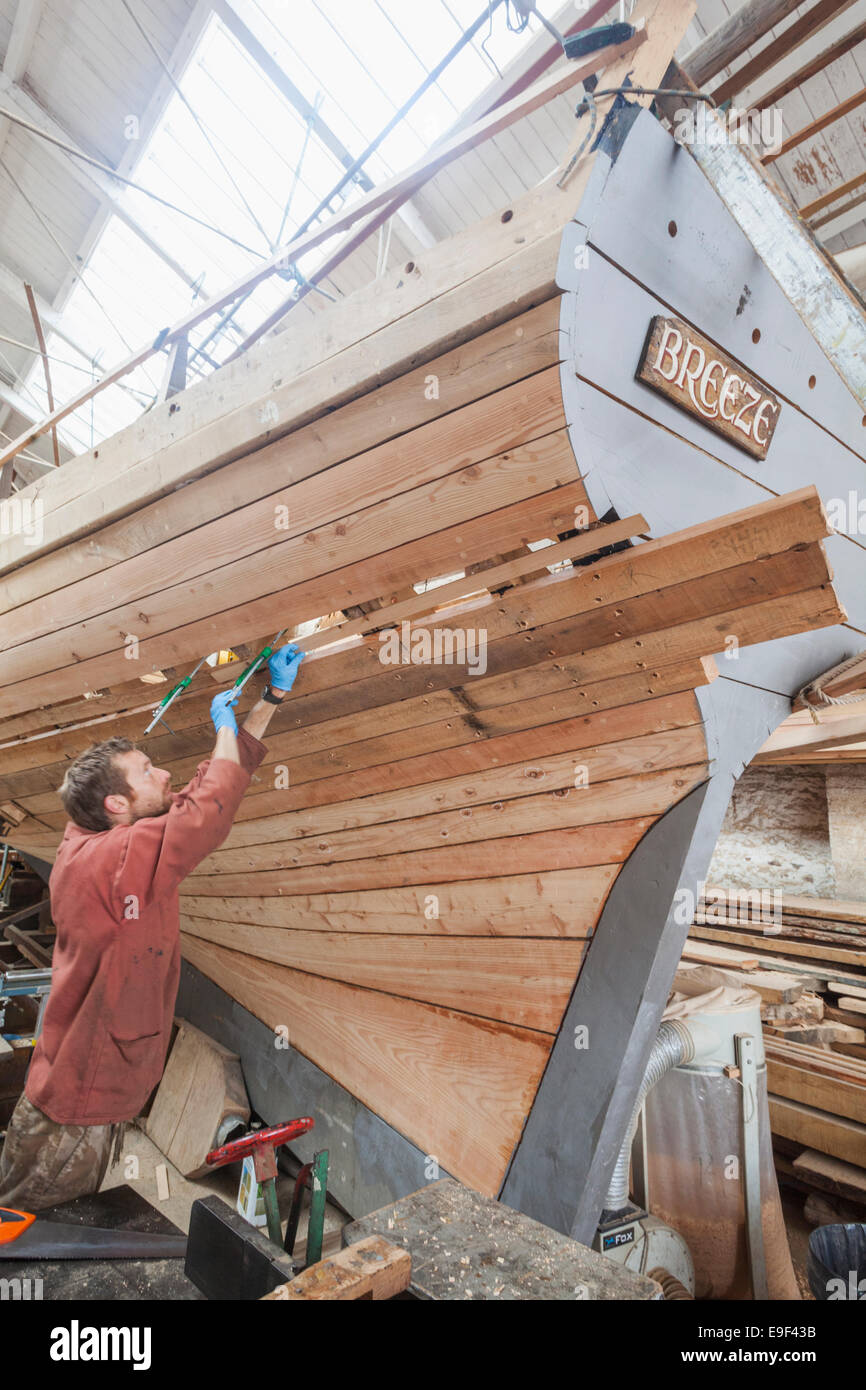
[0,24,647,470]
[800,169,866,220]
[0,0,44,160]
[681,0,802,87]
[0,71,209,295]
[712,0,860,106]
[211,0,438,253]
[751,14,866,111]
[763,86,866,165]
[813,191,866,239]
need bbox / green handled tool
[225,629,286,700]
[144,656,208,735]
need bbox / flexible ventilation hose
[649,1267,694,1301]
[604,1018,695,1214]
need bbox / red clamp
[206,1118,314,1183]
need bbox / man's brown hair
[58,738,137,832]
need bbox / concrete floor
[99,1122,347,1262]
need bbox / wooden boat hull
[1,95,864,1238]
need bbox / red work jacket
[26,728,266,1125]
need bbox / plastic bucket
[807,1223,866,1301]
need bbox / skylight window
[21,0,554,453]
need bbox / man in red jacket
[0,643,304,1212]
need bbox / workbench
[342,1178,662,1300]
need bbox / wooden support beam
[655,62,866,406]
[757,710,866,757]
[712,0,860,106]
[681,0,802,87]
[0,26,646,473]
[23,283,59,468]
[763,86,866,164]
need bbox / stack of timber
[690,891,866,990]
[1,0,865,1226]
[682,900,866,1177]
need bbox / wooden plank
[0,366,572,657]
[766,1058,866,1125]
[262,1235,411,1301]
[0,30,648,475]
[765,1037,866,1081]
[212,723,707,853]
[145,1020,250,1178]
[199,763,707,877]
[0,897,50,931]
[181,817,656,898]
[712,0,860,105]
[0,491,836,725]
[769,1095,866,1165]
[180,933,552,1196]
[0,227,565,575]
[791,1148,866,1203]
[0,486,596,766]
[826,1003,866,1031]
[0,662,710,805]
[812,186,866,232]
[0,365,571,652]
[691,925,866,969]
[681,938,760,969]
[801,170,866,221]
[1,922,52,968]
[0,661,712,806]
[695,913,866,946]
[179,919,587,1032]
[1,300,564,615]
[181,865,619,939]
[763,87,866,164]
[750,893,866,925]
[0,435,586,707]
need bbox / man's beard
[129,789,172,822]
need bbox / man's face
[106,750,172,824]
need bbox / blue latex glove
[268,642,305,693]
[210,689,240,734]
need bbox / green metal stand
[284,1149,330,1269]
